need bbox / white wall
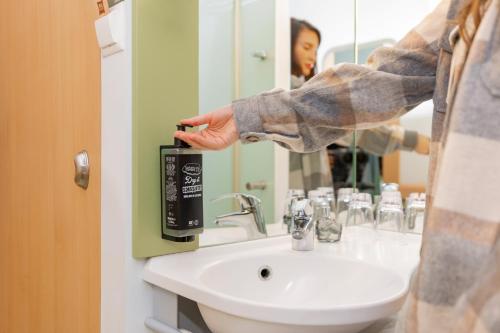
[101,2,154,332]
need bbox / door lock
[74,150,90,189]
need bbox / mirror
[356,0,436,196]
[199,0,298,247]
[198,0,435,247]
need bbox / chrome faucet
[291,198,314,251]
[212,193,267,240]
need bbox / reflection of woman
[291,18,320,85]
[289,18,430,192]
[177,1,500,331]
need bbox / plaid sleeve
[232,0,450,153]
[357,125,419,156]
[334,125,419,155]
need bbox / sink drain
[258,265,272,281]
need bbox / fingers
[174,131,212,150]
[189,133,220,150]
[174,131,202,149]
[180,113,212,127]
[181,106,234,127]
[174,131,228,150]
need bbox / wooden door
[0,1,101,332]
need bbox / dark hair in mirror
[291,18,321,80]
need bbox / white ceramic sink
[144,227,421,333]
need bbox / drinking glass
[375,191,404,232]
[312,195,342,242]
[336,187,358,226]
[346,192,374,227]
[405,192,426,234]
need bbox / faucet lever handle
[212,193,267,237]
[211,193,261,211]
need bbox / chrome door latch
[74,150,90,189]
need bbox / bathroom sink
[144,227,421,333]
[199,254,406,333]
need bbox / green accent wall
[132,0,199,258]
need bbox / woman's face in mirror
[293,28,319,77]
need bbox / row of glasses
[286,186,425,236]
[376,191,427,234]
[336,186,426,234]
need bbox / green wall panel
[132,0,199,258]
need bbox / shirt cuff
[232,95,268,144]
[231,90,310,152]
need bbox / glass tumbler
[346,192,374,227]
[336,187,357,226]
[317,187,336,213]
[312,195,342,242]
[405,192,426,234]
[375,191,404,232]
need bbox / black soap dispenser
[160,124,203,242]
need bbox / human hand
[174,105,239,150]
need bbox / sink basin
[144,227,421,333]
[199,254,407,333]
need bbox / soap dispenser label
[163,153,203,230]
[181,162,202,195]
